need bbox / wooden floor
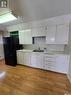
[0,60,71,95]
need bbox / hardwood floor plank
[0,60,71,95]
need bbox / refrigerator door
[3,37,17,66]
[5,55,17,66]
[3,37,13,56]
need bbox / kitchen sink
[33,50,44,52]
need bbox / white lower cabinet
[44,54,56,71]
[55,55,69,73]
[17,51,24,65]
[17,51,31,66]
[17,51,69,74]
[23,52,31,66]
[31,53,44,69]
[44,54,69,74]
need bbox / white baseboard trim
[67,74,71,83]
[0,57,4,61]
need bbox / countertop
[17,49,33,52]
[17,49,69,55]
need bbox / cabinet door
[36,53,43,69]
[23,30,32,44]
[19,30,24,44]
[31,53,43,69]
[44,55,56,71]
[23,52,31,66]
[32,26,46,37]
[55,55,69,74]
[56,24,69,44]
[46,26,56,44]
[31,53,37,67]
[19,29,32,44]
[17,51,24,65]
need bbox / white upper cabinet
[56,24,69,44]
[46,26,56,44]
[32,26,46,37]
[19,24,69,45]
[19,29,32,44]
[46,24,69,44]
[19,30,24,44]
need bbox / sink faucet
[38,47,40,50]
[38,44,40,50]
[44,48,47,52]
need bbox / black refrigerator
[3,36,23,66]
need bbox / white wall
[0,30,10,60]
[66,22,71,83]
[7,14,71,32]
[68,52,71,83]
[0,24,9,60]
[3,31,10,37]
[0,25,7,31]
[0,32,4,60]
[7,23,32,32]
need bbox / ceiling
[2,0,71,26]
[18,0,71,20]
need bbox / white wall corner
[67,74,71,83]
[0,56,4,60]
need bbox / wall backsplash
[23,44,64,51]
[23,36,64,51]
[33,37,46,45]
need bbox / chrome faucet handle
[38,47,40,50]
[44,48,47,52]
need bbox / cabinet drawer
[44,55,54,57]
[45,62,56,67]
[45,60,55,62]
[44,58,55,61]
[44,58,56,62]
[44,65,51,70]
[44,63,56,71]
[44,57,55,59]
[44,62,55,65]
[44,56,55,59]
